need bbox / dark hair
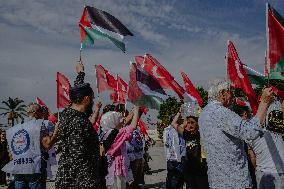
[115,104,125,113]
[70,83,94,104]
[231,105,251,118]
[103,104,116,114]
[186,116,198,122]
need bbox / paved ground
[0,146,167,189]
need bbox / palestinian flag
[266,3,284,79]
[242,64,266,86]
[79,6,133,52]
[128,62,167,110]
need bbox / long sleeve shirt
[198,100,263,189]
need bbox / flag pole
[266,2,271,87]
[94,65,100,100]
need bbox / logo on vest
[11,129,30,155]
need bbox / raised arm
[74,62,85,86]
[171,108,184,135]
[130,106,141,129]
[256,87,274,125]
[214,88,274,140]
[89,101,102,124]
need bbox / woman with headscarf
[100,106,141,189]
[171,102,209,189]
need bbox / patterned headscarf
[100,111,123,132]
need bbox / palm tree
[0,97,27,126]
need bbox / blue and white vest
[2,119,43,174]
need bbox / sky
[1,0,284,125]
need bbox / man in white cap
[198,79,274,189]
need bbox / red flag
[111,76,128,104]
[36,97,58,124]
[95,65,117,93]
[227,41,258,114]
[271,86,284,100]
[266,3,284,79]
[56,72,71,109]
[138,119,148,136]
[180,71,203,106]
[135,54,185,99]
[92,115,101,132]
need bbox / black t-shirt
[182,130,207,174]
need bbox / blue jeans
[14,174,42,189]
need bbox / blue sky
[1,0,284,124]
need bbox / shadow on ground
[147,169,166,174]
[144,181,165,189]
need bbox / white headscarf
[100,111,123,132]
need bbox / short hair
[69,83,94,104]
[115,104,125,113]
[27,103,41,114]
[208,79,231,101]
[103,104,116,114]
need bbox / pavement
[0,146,167,189]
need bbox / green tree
[157,97,182,139]
[197,87,208,108]
[0,97,27,126]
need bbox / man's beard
[85,101,94,117]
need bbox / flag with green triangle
[79,6,133,52]
[266,3,284,80]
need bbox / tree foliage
[0,97,27,126]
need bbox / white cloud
[0,0,275,124]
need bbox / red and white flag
[56,72,71,109]
[36,97,58,124]
[180,71,203,106]
[227,41,258,114]
[110,75,128,104]
[95,65,117,93]
[135,54,185,99]
[138,119,148,136]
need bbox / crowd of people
[0,62,283,189]
[163,80,284,189]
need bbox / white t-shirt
[163,125,186,162]
[249,131,284,174]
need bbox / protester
[163,114,186,189]
[231,103,257,189]
[0,130,9,186]
[127,126,145,189]
[40,106,57,186]
[198,79,274,189]
[2,103,58,189]
[55,62,120,189]
[247,100,284,189]
[171,103,209,189]
[101,106,141,189]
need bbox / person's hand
[100,143,105,156]
[76,61,84,73]
[260,87,274,104]
[95,101,102,111]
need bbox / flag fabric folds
[266,3,284,80]
[79,6,133,52]
[110,75,128,104]
[135,54,185,99]
[227,41,258,114]
[242,64,266,86]
[128,62,167,110]
[35,97,58,124]
[180,71,203,106]
[95,65,117,93]
[56,72,71,109]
